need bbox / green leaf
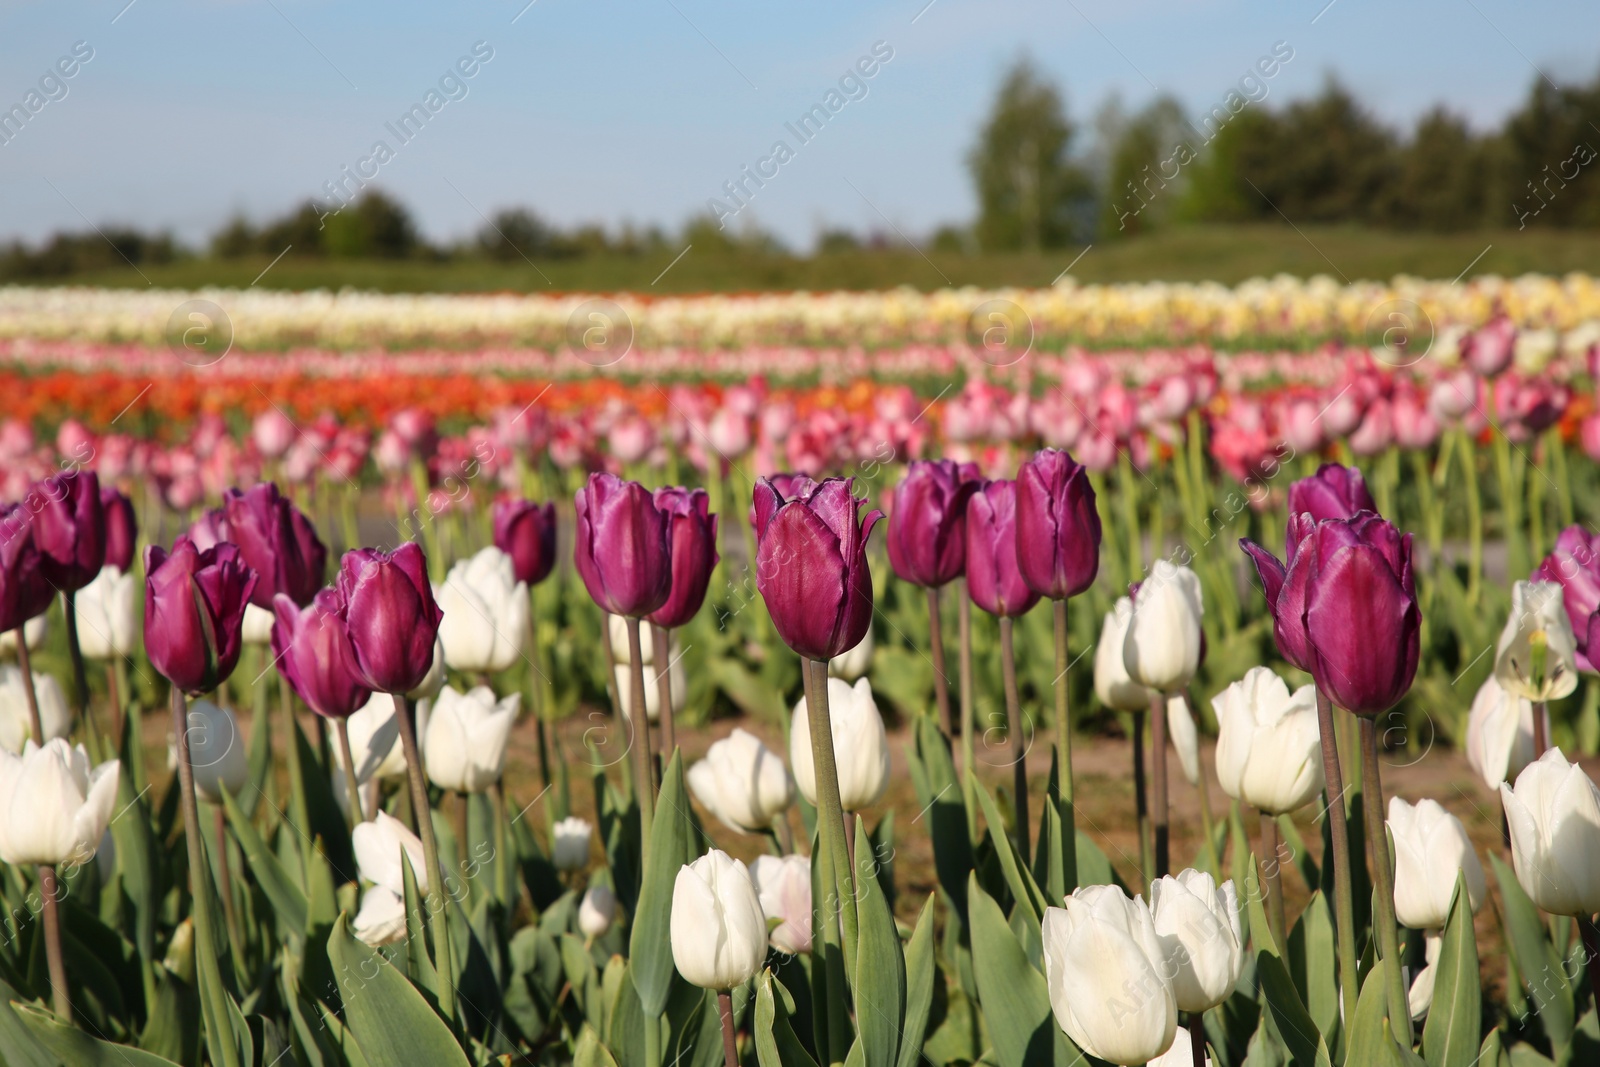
[1246,856,1281,959]
[399,841,439,1003]
[967,771,1046,929]
[908,717,972,920]
[7,995,183,1066]
[574,1023,622,1067]
[1491,853,1574,1049]
[1423,874,1480,1067]
[110,714,158,987]
[853,815,905,1067]
[1286,890,1340,1048]
[222,786,307,942]
[1347,960,1425,1067]
[628,750,692,1017]
[896,897,936,1067]
[755,969,819,1067]
[327,913,470,1067]
[965,874,1079,1067]
[1278,813,1319,891]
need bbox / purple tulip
[101,487,137,573]
[188,507,229,551]
[271,590,372,718]
[747,472,815,529]
[492,497,558,586]
[573,472,672,618]
[1533,525,1600,671]
[886,460,979,588]
[0,504,54,632]
[1015,447,1101,600]
[27,470,105,593]
[216,483,326,608]
[752,476,881,661]
[966,480,1041,619]
[143,538,258,695]
[1244,512,1419,715]
[336,542,443,694]
[647,486,719,630]
[1287,463,1376,523]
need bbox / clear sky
[1,0,1596,251]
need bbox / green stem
[1549,428,1575,528]
[625,617,655,848]
[927,586,954,739]
[806,657,858,983]
[998,616,1028,859]
[1461,430,1484,606]
[279,674,310,878]
[1052,599,1077,889]
[1260,811,1285,949]
[1359,715,1411,1043]
[801,661,852,1066]
[1150,691,1169,880]
[652,623,675,760]
[335,717,364,826]
[959,582,978,843]
[1315,688,1360,1030]
[14,630,42,742]
[38,864,69,1022]
[1132,709,1151,895]
[63,591,89,724]
[1118,450,1143,581]
[394,692,457,1023]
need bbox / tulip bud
[0,665,71,755]
[437,546,530,674]
[1094,598,1153,712]
[353,810,431,895]
[551,816,592,871]
[751,853,812,955]
[1122,560,1204,693]
[612,656,686,722]
[688,727,794,834]
[219,483,327,609]
[1408,932,1444,1021]
[753,476,881,660]
[1500,748,1600,917]
[1495,580,1578,702]
[573,473,672,618]
[829,628,873,680]
[0,615,46,657]
[0,505,52,635]
[143,538,258,695]
[579,883,617,939]
[491,498,558,587]
[1149,869,1245,1013]
[424,685,519,794]
[1167,694,1200,787]
[1042,884,1178,1065]
[965,479,1041,619]
[100,488,137,574]
[73,565,138,661]
[1286,463,1375,524]
[1387,796,1486,930]
[176,699,249,804]
[647,487,719,629]
[271,590,372,719]
[1464,674,1546,790]
[27,470,106,593]
[885,460,978,588]
[353,886,407,946]
[1463,316,1515,377]
[1212,667,1325,815]
[333,693,408,782]
[1015,447,1101,600]
[336,543,443,694]
[670,849,769,990]
[0,738,119,867]
[789,676,890,812]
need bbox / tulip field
[1,274,1600,1067]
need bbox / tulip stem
[998,616,1029,859]
[62,591,90,725]
[926,586,955,739]
[1051,598,1077,889]
[393,692,458,1025]
[959,585,978,842]
[1532,700,1548,757]
[652,624,675,759]
[1150,691,1170,880]
[1132,709,1151,894]
[806,657,858,983]
[1259,811,1285,949]
[1580,917,1600,1017]
[38,864,69,1022]
[334,717,365,826]
[624,617,655,857]
[279,675,310,875]
[14,629,42,743]
[214,805,244,958]
[1460,430,1484,606]
[1359,715,1411,1043]
[1188,1010,1207,1067]
[1315,688,1360,1031]
[105,662,123,750]
[801,659,853,1065]
[716,989,738,1067]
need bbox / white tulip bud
[1167,694,1200,787]
[0,614,47,657]
[1387,796,1485,930]
[1494,580,1578,702]
[688,728,793,834]
[331,693,406,783]
[178,699,249,805]
[353,885,407,946]
[579,884,617,940]
[352,810,430,895]
[613,656,686,723]
[751,853,812,955]
[609,613,658,664]
[789,677,889,812]
[424,686,519,794]
[1464,674,1545,791]
[0,666,72,755]
[551,816,593,871]
[0,738,120,867]
[437,547,530,674]
[1407,932,1444,1021]
[670,849,768,990]
[241,602,276,646]
[1212,667,1324,815]
[1149,869,1245,1013]
[1095,598,1152,712]
[829,629,873,680]
[1122,560,1204,693]
[73,565,137,660]
[1500,748,1600,917]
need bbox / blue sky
[1,0,1596,250]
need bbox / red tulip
[965,479,1040,619]
[573,473,672,618]
[100,487,137,573]
[271,590,372,718]
[143,538,258,695]
[491,498,558,586]
[648,487,719,629]
[216,483,326,608]
[1015,447,1101,600]
[886,460,979,589]
[335,543,442,694]
[27,470,105,593]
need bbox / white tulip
[73,565,138,659]
[1464,674,1547,791]
[1095,597,1154,713]
[1500,747,1600,917]
[1212,667,1324,815]
[424,686,519,794]
[1388,796,1486,930]
[790,677,890,812]
[1149,869,1245,1013]
[609,613,660,664]
[670,849,768,990]
[0,614,47,656]
[333,692,409,781]
[352,885,407,946]
[612,657,686,723]
[552,816,593,871]
[1494,580,1578,702]
[241,602,275,646]
[0,666,72,755]
[437,547,530,674]
[177,699,250,805]
[579,883,617,940]
[688,728,794,834]
[1167,694,1200,787]
[1122,560,1204,693]
[1150,1041,1213,1067]
[331,770,380,823]
[751,853,812,955]
[1407,932,1444,1021]
[409,638,447,701]
[352,810,429,895]
[0,738,119,867]
[829,628,873,680]
[1042,884,1178,1065]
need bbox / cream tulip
[1042,884,1178,1065]
[1388,796,1486,930]
[579,883,617,940]
[175,699,250,805]
[409,638,448,701]
[0,614,47,657]
[352,886,407,946]
[1494,580,1578,702]
[1149,869,1245,1013]
[424,686,519,794]
[829,628,873,680]
[241,602,275,646]
[352,810,429,895]
[1500,747,1600,917]
[0,739,119,867]
[1464,674,1546,791]
[437,546,530,674]
[1150,1042,1213,1067]
[751,853,812,955]
[609,612,661,664]
[670,849,768,990]
[1212,667,1325,815]
[612,657,686,723]
[1122,560,1204,693]
[1407,933,1444,1021]
[1094,597,1153,713]
[0,667,72,755]
[331,693,406,783]
[73,565,138,660]
[552,816,593,871]
[1167,694,1200,787]
[789,676,890,812]
[688,728,794,834]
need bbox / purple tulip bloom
[188,507,229,551]
[1533,525,1600,671]
[217,483,326,608]
[0,504,54,633]
[492,497,558,587]
[101,487,137,573]
[27,470,106,593]
[747,472,816,529]
[966,479,1041,619]
[647,486,719,630]
[752,476,881,661]
[336,542,443,694]
[143,537,258,695]
[886,460,979,589]
[573,473,672,618]
[1015,447,1101,600]
[271,590,372,718]
[1287,463,1376,523]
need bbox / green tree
[324,190,418,258]
[1381,108,1491,230]
[1099,95,1189,237]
